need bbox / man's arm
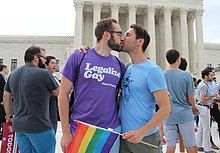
[122,89,171,143]
[52,88,59,96]
[200,92,218,103]
[58,75,73,153]
[188,93,199,115]
[3,91,13,122]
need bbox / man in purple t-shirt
[58,18,125,153]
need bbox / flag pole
[140,140,159,148]
[118,133,159,149]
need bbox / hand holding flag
[68,120,158,153]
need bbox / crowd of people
[0,17,219,153]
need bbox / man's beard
[38,57,45,69]
[108,36,122,52]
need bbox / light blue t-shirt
[163,69,195,124]
[119,60,167,136]
[208,81,217,95]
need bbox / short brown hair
[95,18,118,42]
[130,24,150,52]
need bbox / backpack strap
[75,53,86,83]
[69,52,86,110]
[114,55,122,75]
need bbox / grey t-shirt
[196,80,212,106]
[163,69,195,124]
[5,64,59,133]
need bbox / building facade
[74,0,204,73]
[0,35,74,78]
[0,0,220,79]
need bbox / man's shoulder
[0,73,4,80]
[198,81,208,89]
[143,60,161,71]
[37,68,52,77]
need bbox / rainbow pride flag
[68,121,119,153]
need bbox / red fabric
[1,122,18,153]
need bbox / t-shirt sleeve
[43,71,59,92]
[200,84,208,95]
[187,73,195,94]
[61,51,82,84]
[147,67,167,93]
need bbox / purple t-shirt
[61,48,125,132]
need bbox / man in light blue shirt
[119,24,171,153]
[163,49,198,153]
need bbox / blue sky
[0,0,219,43]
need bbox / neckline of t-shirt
[92,48,113,59]
[130,60,150,66]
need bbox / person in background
[205,67,220,149]
[193,77,200,131]
[3,46,59,153]
[178,57,187,71]
[0,64,9,140]
[163,49,198,153]
[196,68,218,153]
[178,57,188,153]
[45,56,60,133]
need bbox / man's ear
[34,55,39,62]
[103,31,111,40]
[138,38,144,46]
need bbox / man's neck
[203,79,210,83]
[128,50,148,64]
[94,43,112,57]
[169,63,179,70]
[26,62,38,67]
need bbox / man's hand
[192,106,199,115]
[121,129,145,144]
[60,132,73,153]
[75,45,90,53]
[213,92,218,97]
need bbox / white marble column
[180,8,189,63]
[147,6,156,62]
[128,4,137,27]
[111,2,120,57]
[195,9,204,73]
[111,2,120,20]
[188,12,196,73]
[172,12,181,52]
[143,12,148,31]
[92,2,102,46]
[164,7,173,68]
[156,11,166,69]
[74,1,84,48]
[143,12,148,55]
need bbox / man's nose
[121,36,125,41]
